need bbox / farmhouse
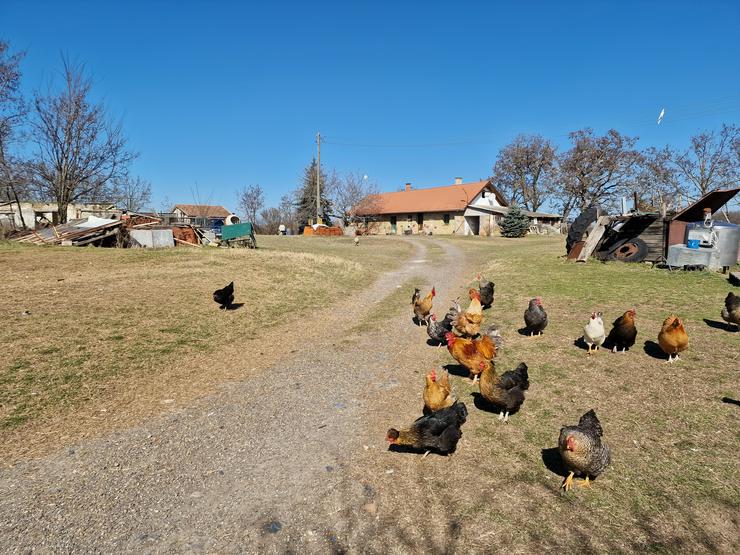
[355,178,561,235]
[0,201,117,230]
[169,204,233,228]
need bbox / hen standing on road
[387,402,468,457]
[213,281,235,310]
[423,369,455,413]
[524,297,548,336]
[412,286,435,326]
[558,409,611,491]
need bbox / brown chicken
[445,332,495,383]
[423,369,454,413]
[452,289,483,337]
[721,292,740,330]
[412,286,435,325]
[479,362,529,423]
[606,309,637,353]
[658,315,689,363]
[558,409,611,491]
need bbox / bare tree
[110,175,152,212]
[634,146,685,217]
[332,171,380,224]
[278,192,298,233]
[0,40,29,227]
[237,184,264,225]
[671,123,739,198]
[492,134,556,212]
[258,206,282,234]
[30,59,136,223]
[554,128,640,221]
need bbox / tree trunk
[57,199,69,224]
[10,183,27,229]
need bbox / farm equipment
[220,222,257,248]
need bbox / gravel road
[0,238,474,554]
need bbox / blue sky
[3,0,739,212]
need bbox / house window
[407,214,413,222]
[443,214,450,225]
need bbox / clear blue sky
[3,0,739,212]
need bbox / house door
[390,215,397,234]
[417,213,424,231]
[465,215,480,235]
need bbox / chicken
[476,274,495,309]
[479,362,529,423]
[523,297,548,336]
[423,369,454,413]
[481,322,503,350]
[606,309,637,353]
[583,312,606,355]
[445,332,495,383]
[427,312,454,346]
[213,281,234,309]
[412,286,435,325]
[452,289,483,337]
[558,409,611,491]
[386,402,468,457]
[721,292,740,330]
[658,315,689,363]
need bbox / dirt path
[0,238,475,553]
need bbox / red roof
[356,179,502,216]
[173,204,231,218]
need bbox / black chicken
[386,402,468,457]
[524,297,548,336]
[213,281,235,309]
[477,274,495,309]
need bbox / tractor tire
[566,204,600,254]
[608,238,649,263]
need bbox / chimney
[454,177,463,185]
[405,182,412,192]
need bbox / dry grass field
[0,235,412,463]
[414,236,740,553]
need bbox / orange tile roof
[356,179,498,215]
[173,204,231,218]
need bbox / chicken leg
[586,344,593,355]
[561,471,575,491]
[577,476,591,488]
[498,411,510,423]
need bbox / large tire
[608,238,649,263]
[566,204,600,254]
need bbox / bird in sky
[657,107,665,124]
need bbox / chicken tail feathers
[436,425,463,453]
[579,409,604,437]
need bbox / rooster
[606,309,637,353]
[558,409,611,491]
[445,332,495,383]
[452,289,483,337]
[423,369,454,413]
[412,286,435,326]
[427,313,453,346]
[721,292,740,330]
[476,274,495,309]
[524,297,548,336]
[479,362,529,423]
[583,312,606,355]
[213,281,234,309]
[387,402,468,457]
[658,315,689,363]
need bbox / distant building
[170,204,232,229]
[0,201,117,230]
[355,178,561,235]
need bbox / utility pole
[316,131,321,225]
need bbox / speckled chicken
[386,402,468,457]
[476,274,495,309]
[558,409,611,491]
[479,362,529,423]
[523,297,548,336]
[658,315,689,363]
[721,292,740,330]
[427,312,454,346]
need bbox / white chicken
[583,312,605,355]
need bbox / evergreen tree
[500,205,530,237]
[296,158,333,226]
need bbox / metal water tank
[714,222,740,266]
[224,214,240,226]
